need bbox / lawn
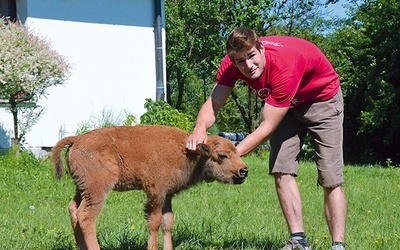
[0,151,399,249]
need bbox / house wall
[0,0,166,154]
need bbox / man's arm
[186,84,232,151]
[236,102,289,156]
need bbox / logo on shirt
[262,41,283,47]
[249,86,271,99]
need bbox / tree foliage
[165,0,226,111]
[330,0,400,164]
[0,18,70,146]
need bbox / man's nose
[245,59,253,68]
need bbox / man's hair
[226,28,262,63]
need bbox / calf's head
[196,135,248,184]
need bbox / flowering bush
[0,18,70,146]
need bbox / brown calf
[52,125,248,250]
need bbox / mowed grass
[0,151,399,249]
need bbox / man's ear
[196,143,211,157]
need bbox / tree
[165,0,228,112]
[329,0,400,164]
[0,18,70,147]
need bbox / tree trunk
[9,98,20,151]
[230,89,250,132]
[176,68,184,109]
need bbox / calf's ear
[196,143,211,157]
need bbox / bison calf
[52,125,248,250]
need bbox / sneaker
[331,244,345,250]
[281,239,312,250]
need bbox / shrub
[75,107,138,135]
[140,98,194,133]
[0,18,70,146]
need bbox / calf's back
[64,125,191,192]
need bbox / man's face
[232,46,265,80]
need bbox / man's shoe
[281,239,312,250]
[331,244,345,250]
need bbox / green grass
[0,151,399,249]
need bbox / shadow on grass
[50,235,278,250]
[102,241,147,250]
[172,230,279,250]
[49,226,279,250]
[49,239,147,250]
[169,220,280,250]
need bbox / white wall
[0,0,166,150]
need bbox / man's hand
[186,129,208,152]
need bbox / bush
[0,18,70,145]
[140,98,194,133]
[75,107,138,135]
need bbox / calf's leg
[75,187,109,250]
[145,195,164,250]
[69,191,87,249]
[162,195,174,250]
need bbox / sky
[326,0,349,18]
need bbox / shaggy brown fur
[52,125,248,250]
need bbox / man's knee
[273,173,296,184]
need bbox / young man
[186,28,347,250]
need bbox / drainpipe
[8,0,17,22]
[154,0,165,101]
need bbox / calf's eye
[218,153,228,160]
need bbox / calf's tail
[51,136,78,179]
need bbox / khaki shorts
[269,89,344,187]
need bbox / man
[186,28,347,250]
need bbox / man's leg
[324,185,347,243]
[300,88,346,246]
[274,173,304,234]
[269,110,310,249]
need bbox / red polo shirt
[217,36,340,107]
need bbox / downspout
[154,0,165,101]
[8,0,17,21]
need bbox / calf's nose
[239,168,248,178]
